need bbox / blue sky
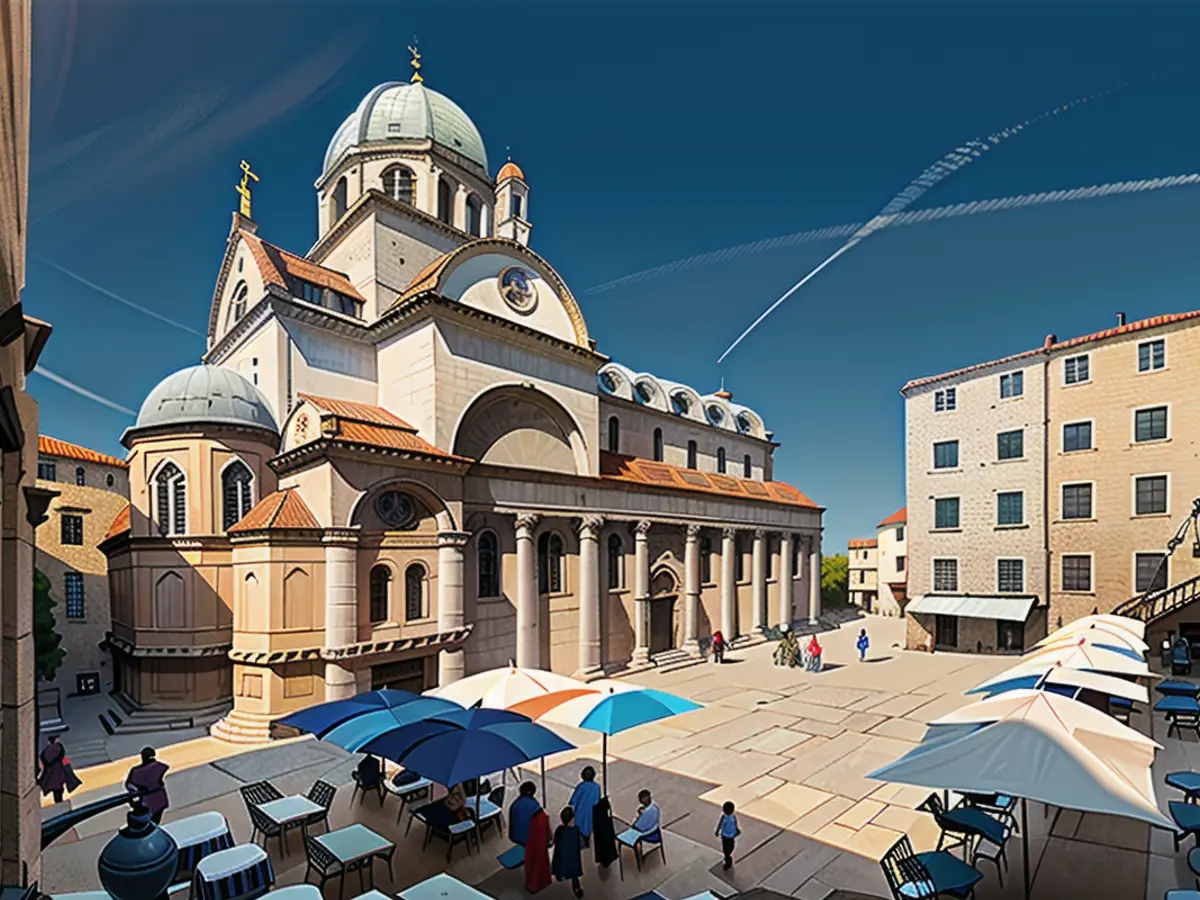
[23,1,1200,551]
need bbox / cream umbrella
[1041,614,1145,642]
[1034,620,1149,655]
[967,664,1149,704]
[1017,635,1150,678]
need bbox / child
[715,800,740,870]
[552,806,585,898]
[857,628,870,662]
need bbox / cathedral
[99,59,825,741]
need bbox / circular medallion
[498,266,537,313]
[375,490,416,529]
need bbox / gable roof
[878,506,907,528]
[228,489,320,533]
[598,452,820,510]
[290,393,468,462]
[104,503,131,541]
[849,538,878,549]
[240,230,365,302]
[39,435,128,469]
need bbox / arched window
[478,530,500,598]
[743,454,752,478]
[382,166,415,205]
[74,466,85,486]
[652,428,664,462]
[607,416,620,453]
[437,178,454,224]
[154,462,186,536]
[465,194,483,236]
[607,533,624,590]
[221,460,254,531]
[405,563,427,619]
[369,566,391,622]
[700,536,712,583]
[230,281,248,325]
[538,532,564,594]
[510,193,523,219]
[717,447,726,474]
[687,440,698,470]
[332,177,348,223]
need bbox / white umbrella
[967,665,1149,704]
[1041,614,1145,642]
[1034,625,1149,657]
[1019,636,1150,678]
[869,689,1170,899]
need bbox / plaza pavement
[40,614,1200,899]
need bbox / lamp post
[22,484,57,772]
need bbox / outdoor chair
[960,791,1020,834]
[302,834,344,895]
[1189,847,1200,889]
[920,793,1007,861]
[1169,709,1200,741]
[386,770,433,825]
[1170,801,1200,851]
[880,834,983,900]
[474,786,506,839]
[616,824,666,879]
[1168,772,1200,804]
[416,810,479,862]
[970,817,1013,887]
[305,780,337,834]
[239,782,290,855]
[350,757,386,806]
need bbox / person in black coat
[552,806,585,898]
[592,796,618,867]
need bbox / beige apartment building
[1047,312,1200,642]
[903,352,1048,654]
[847,538,877,610]
[35,436,129,696]
[875,506,907,615]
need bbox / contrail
[585,174,1200,295]
[32,366,136,416]
[716,75,1165,364]
[35,257,205,337]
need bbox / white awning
[906,594,1037,622]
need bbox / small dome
[497,161,525,182]
[323,81,488,176]
[129,365,278,436]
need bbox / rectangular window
[37,459,55,481]
[997,491,1024,526]
[997,558,1024,593]
[1000,371,1023,398]
[1062,555,1092,592]
[64,571,85,619]
[1135,475,1168,516]
[1062,483,1093,520]
[934,498,960,530]
[997,621,1024,653]
[896,526,904,542]
[1136,553,1168,593]
[1064,354,1090,385]
[1135,406,1168,442]
[1063,421,1093,452]
[935,615,958,648]
[896,555,906,573]
[933,440,959,469]
[61,514,84,546]
[934,387,956,412]
[997,429,1024,460]
[1138,339,1165,372]
[933,558,958,592]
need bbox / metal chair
[239,782,287,854]
[616,826,666,879]
[302,834,344,896]
[880,834,982,899]
[305,780,337,834]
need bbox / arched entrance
[649,568,679,654]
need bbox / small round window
[599,371,619,393]
[707,404,725,425]
[375,490,417,529]
[736,413,753,433]
[672,393,691,416]
[635,382,655,404]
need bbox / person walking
[509,780,542,846]
[567,766,601,847]
[856,628,870,662]
[806,634,823,672]
[552,806,585,898]
[715,801,740,870]
[125,747,170,823]
[525,806,552,893]
[711,630,726,664]
[38,734,68,803]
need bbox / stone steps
[112,702,230,735]
[67,737,110,769]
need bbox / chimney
[1043,334,1056,350]
[1116,311,1126,327]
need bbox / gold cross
[409,43,423,83]
[236,159,259,218]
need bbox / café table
[265,887,322,900]
[400,873,493,900]
[161,810,234,878]
[1167,771,1200,803]
[315,824,396,900]
[190,843,274,900]
[256,795,323,856]
[1156,680,1200,697]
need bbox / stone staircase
[209,707,277,745]
[1113,572,1200,625]
[109,694,231,736]
[67,736,111,769]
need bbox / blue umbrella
[274,688,462,739]
[321,697,467,751]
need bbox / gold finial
[408,43,423,83]
[235,159,259,218]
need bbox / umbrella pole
[541,756,546,801]
[1022,797,1031,900]
[603,733,608,795]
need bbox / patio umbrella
[1041,613,1146,641]
[1035,619,1149,654]
[968,665,1149,704]
[868,689,1170,900]
[273,688,462,739]
[528,681,702,790]
[1016,636,1150,678]
[1032,629,1148,660]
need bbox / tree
[34,568,65,681]
[822,553,849,609]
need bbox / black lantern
[97,804,178,900]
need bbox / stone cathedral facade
[99,69,824,742]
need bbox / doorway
[371,658,427,693]
[649,567,680,654]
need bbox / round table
[161,811,234,876]
[191,844,274,900]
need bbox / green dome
[323,81,488,175]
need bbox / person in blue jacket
[567,766,601,846]
[856,628,870,662]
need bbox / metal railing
[1114,572,1200,623]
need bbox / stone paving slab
[860,692,932,718]
[720,689,793,711]
[791,720,846,739]
[730,728,813,755]
[793,796,857,838]
[796,686,879,709]
[759,840,843,895]
[694,710,800,748]
[769,733,872,782]
[670,704,749,733]
[866,717,927,742]
[839,712,888,734]
[770,699,852,724]
[710,829,817,891]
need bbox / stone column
[454,183,469,230]
[683,525,701,654]
[721,528,737,638]
[437,531,470,685]
[515,513,541,669]
[632,520,652,663]
[576,516,605,676]
[752,529,768,633]
[809,532,823,623]
[778,532,794,628]
[323,528,360,701]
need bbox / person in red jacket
[525,807,552,893]
[806,635,823,672]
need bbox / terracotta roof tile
[229,489,320,533]
[396,252,453,304]
[297,393,416,430]
[293,395,467,463]
[902,347,1043,393]
[38,435,128,469]
[849,538,878,549]
[878,506,907,528]
[104,503,131,540]
[240,230,365,303]
[598,452,820,509]
[497,161,525,182]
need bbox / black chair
[476,785,506,839]
[303,834,344,895]
[306,780,337,834]
[240,781,289,854]
[1170,709,1200,740]
[880,834,982,899]
[351,757,385,806]
[920,793,1006,859]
